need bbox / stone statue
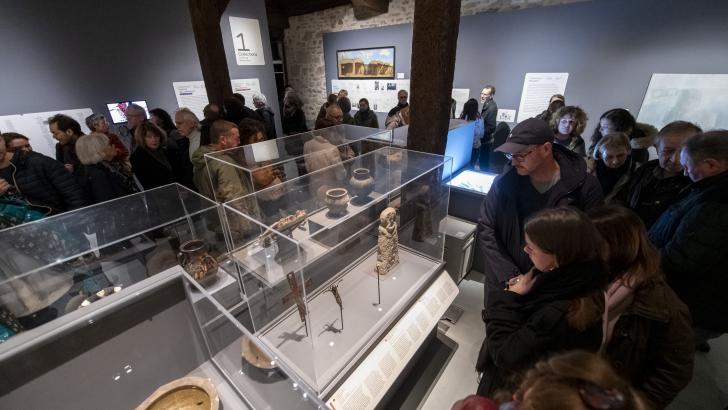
[376,207,399,275]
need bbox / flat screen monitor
[106,101,150,124]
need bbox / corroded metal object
[286,272,307,326]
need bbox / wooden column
[406,0,461,154]
[188,0,232,106]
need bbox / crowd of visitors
[1,82,727,409]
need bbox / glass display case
[0,184,225,336]
[0,183,326,409]
[203,124,393,203]
[217,146,453,395]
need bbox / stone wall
[284,0,586,126]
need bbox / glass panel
[217,147,451,394]
[203,125,392,203]
[0,184,225,336]
[184,271,325,409]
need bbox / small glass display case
[203,124,393,203]
[0,184,225,336]
[218,146,452,395]
[0,184,326,409]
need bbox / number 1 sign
[229,17,265,65]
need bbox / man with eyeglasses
[477,118,603,304]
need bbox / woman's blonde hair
[76,132,110,165]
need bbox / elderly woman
[589,108,657,164]
[253,93,277,139]
[74,133,138,204]
[85,113,130,160]
[130,121,195,190]
[593,132,638,203]
[550,106,587,158]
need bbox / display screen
[443,120,474,179]
[106,100,150,124]
[448,170,497,194]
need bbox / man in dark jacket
[479,85,498,171]
[622,121,700,229]
[477,118,603,303]
[0,136,86,214]
[48,114,83,172]
[649,131,728,351]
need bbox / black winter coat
[621,160,691,229]
[478,144,604,285]
[480,100,498,143]
[603,278,694,409]
[649,171,728,332]
[74,163,137,204]
[282,109,308,136]
[476,259,605,397]
[130,146,195,191]
[256,106,277,139]
[0,151,86,214]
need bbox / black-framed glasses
[504,148,536,162]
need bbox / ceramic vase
[177,239,219,286]
[349,168,374,203]
[325,188,350,217]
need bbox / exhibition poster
[0,108,93,158]
[497,109,517,123]
[172,78,261,119]
[637,73,728,131]
[516,73,569,123]
[229,17,265,66]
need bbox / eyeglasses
[505,147,536,162]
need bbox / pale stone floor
[421,272,728,410]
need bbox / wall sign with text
[229,17,265,65]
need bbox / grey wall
[0,0,281,137]
[324,0,728,137]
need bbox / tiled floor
[422,274,728,410]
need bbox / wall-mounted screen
[106,101,150,124]
[336,47,395,79]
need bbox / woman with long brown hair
[588,206,693,409]
[477,207,605,397]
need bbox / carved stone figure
[376,207,399,275]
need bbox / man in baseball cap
[477,118,603,304]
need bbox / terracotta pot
[349,168,374,202]
[325,188,350,217]
[177,239,218,286]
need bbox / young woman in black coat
[130,121,195,190]
[477,207,606,397]
[74,133,138,204]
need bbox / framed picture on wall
[336,46,395,79]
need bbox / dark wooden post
[188,0,232,106]
[406,0,461,155]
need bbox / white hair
[252,93,267,105]
[175,107,201,130]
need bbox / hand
[507,270,537,295]
[0,178,11,195]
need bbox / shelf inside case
[256,244,442,392]
[230,190,388,287]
